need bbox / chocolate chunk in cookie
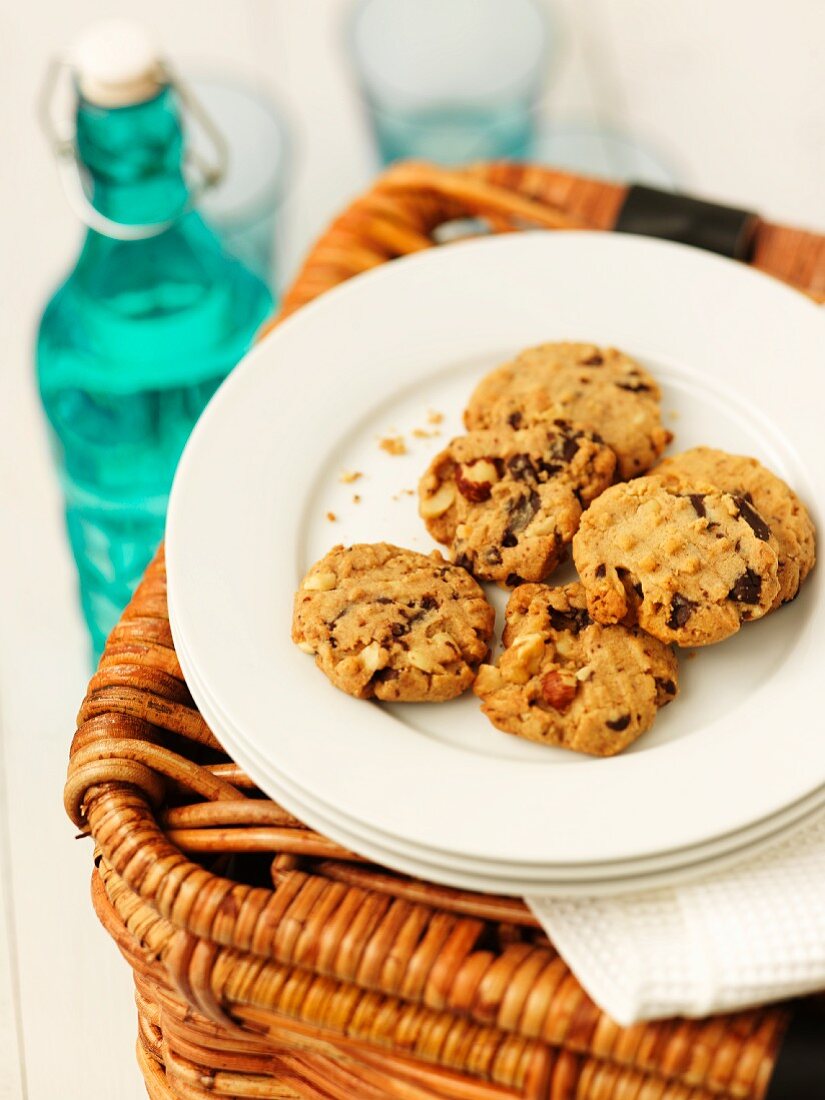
[464,342,671,479]
[653,447,816,606]
[573,476,780,646]
[292,543,494,701]
[474,582,679,755]
[419,422,616,586]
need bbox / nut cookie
[573,477,781,646]
[464,342,671,479]
[653,447,815,606]
[474,583,678,755]
[419,422,616,586]
[292,543,494,702]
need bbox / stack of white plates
[167,232,825,898]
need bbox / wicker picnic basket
[65,162,825,1100]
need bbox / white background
[0,1,822,1097]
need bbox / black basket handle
[615,183,758,261]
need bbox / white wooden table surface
[1,2,822,1096]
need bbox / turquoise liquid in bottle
[37,81,273,660]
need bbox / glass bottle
[37,21,273,659]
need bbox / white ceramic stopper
[70,19,163,107]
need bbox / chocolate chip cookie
[573,476,781,646]
[292,543,494,702]
[419,422,616,586]
[653,447,816,606]
[474,583,678,755]
[464,342,671,479]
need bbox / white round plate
[171,594,825,886]
[167,231,824,869]
[174,609,825,897]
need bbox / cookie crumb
[413,427,441,439]
[686,650,698,660]
[340,470,363,484]
[379,435,407,456]
[669,410,680,422]
[427,409,444,425]
[352,494,361,504]
[326,511,337,522]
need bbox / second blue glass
[348,0,549,166]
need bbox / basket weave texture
[66,163,825,1100]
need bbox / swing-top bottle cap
[70,19,164,108]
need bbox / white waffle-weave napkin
[526,814,825,1025]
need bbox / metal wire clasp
[38,58,228,241]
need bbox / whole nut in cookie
[541,669,578,712]
[455,458,501,502]
[420,481,455,519]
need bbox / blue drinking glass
[186,75,291,294]
[348,0,550,166]
[537,123,680,189]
